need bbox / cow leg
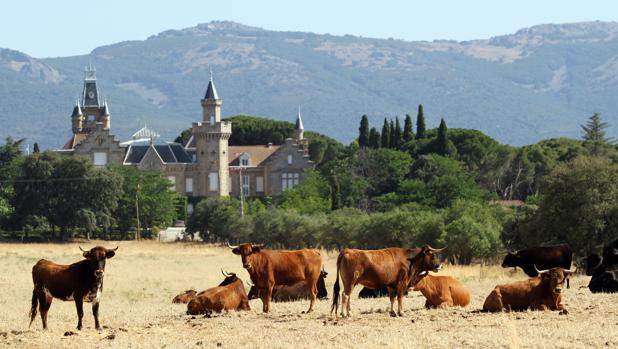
[396,287,404,317]
[387,287,397,317]
[38,292,52,330]
[92,302,101,330]
[342,283,355,318]
[261,285,273,313]
[305,281,317,314]
[75,298,84,330]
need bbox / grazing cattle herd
[27,240,618,331]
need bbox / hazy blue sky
[1,0,617,58]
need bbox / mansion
[58,67,313,208]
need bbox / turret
[201,70,222,124]
[102,99,111,129]
[294,106,304,140]
[71,98,84,133]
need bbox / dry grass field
[0,241,616,348]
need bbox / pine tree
[403,114,414,142]
[389,119,396,148]
[416,104,426,139]
[381,118,390,148]
[436,118,448,155]
[369,127,380,148]
[581,112,615,156]
[393,117,403,149]
[33,142,40,154]
[358,114,370,147]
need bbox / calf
[29,246,118,330]
[247,269,329,302]
[172,290,197,304]
[585,239,618,293]
[186,270,250,315]
[412,273,470,308]
[483,266,575,312]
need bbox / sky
[1,0,617,58]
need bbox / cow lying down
[412,272,470,308]
[186,270,251,316]
[172,290,197,304]
[483,266,575,312]
[247,269,329,302]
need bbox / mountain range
[2,20,618,149]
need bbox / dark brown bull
[29,246,118,330]
[247,269,328,302]
[172,290,197,304]
[186,270,251,315]
[228,242,322,313]
[331,245,444,318]
[483,266,575,312]
[502,244,573,288]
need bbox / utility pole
[135,182,141,241]
[239,167,244,217]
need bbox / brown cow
[482,266,575,312]
[412,272,470,308]
[29,246,118,330]
[247,269,329,302]
[331,245,444,318]
[186,270,251,315]
[172,290,197,304]
[228,242,322,313]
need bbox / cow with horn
[483,266,576,312]
[227,242,323,313]
[186,269,250,315]
[29,246,118,330]
[331,245,444,318]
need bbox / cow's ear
[252,246,262,253]
[106,250,116,259]
[232,248,241,255]
[83,251,91,259]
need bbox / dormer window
[240,153,250,167]
[287,154,293,165]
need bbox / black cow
[359,286,389,298]
[585,239,618,293]
[502,244,573,287]
[247,269,328,302]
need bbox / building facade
[59,67,314,208]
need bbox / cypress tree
[389,119,396,148]
[33,142,40,154]
[381,118,390,148]
[436,118,448,155]
[358,114,369,147]
[330,173,342,211]
[403,114,413,142]
[369,127,380,148]
[394,117,403,149]
[416,104,426,139]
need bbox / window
[185,178,193,194]
[281,173,300,190]
[167,176,176,190]
[187,203,194,215]
[93,152,107,166]
[287,154,293,165]
[240,153,250,167]
[208,172,218,191]
[256,176,264,193]
[210,116,215,125]
[242,175,250,197]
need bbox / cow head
[501,250,519,268]
[79,246,118,279]
[408,245,444,281]
[320,266,328,279]
[228,242,265,270]
[535,266,575,294]
[219,269,240,286]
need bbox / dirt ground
[0,241,616,348]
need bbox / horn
[221,268,229,277]
[253,243,265,249]
[563,267,577,274]
[428,245,446,253]
[227,242,239,249]
[534,265,549,275]
[109,246,119,251]
[79,246,87,252]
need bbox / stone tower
[71,65,109,134]
[192,74,231,196]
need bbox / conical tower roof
[204,70,219,100]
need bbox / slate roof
[204,78,219,100]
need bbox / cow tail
[29,289,38,327]
[330,252,343,316]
